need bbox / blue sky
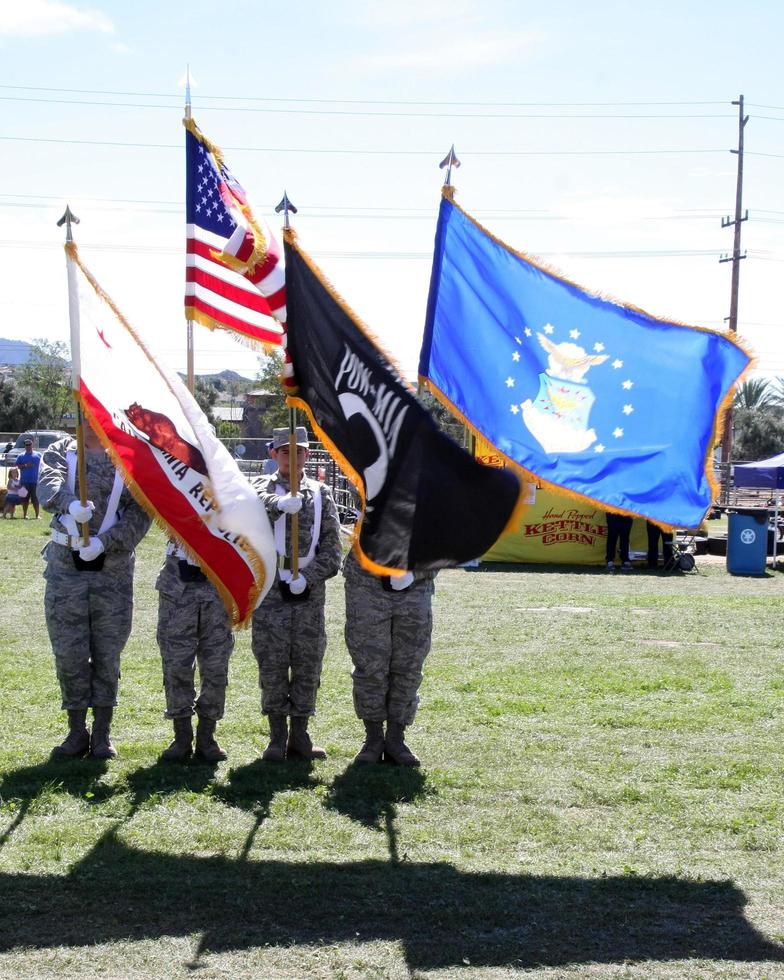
[0,0,781,380]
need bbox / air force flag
[419,190,751,529]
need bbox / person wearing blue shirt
[16,438,42,519]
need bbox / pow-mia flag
[283,232,522,574]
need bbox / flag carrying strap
[274,477,321,581]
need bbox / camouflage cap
[271,426,309,450]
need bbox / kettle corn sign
[474,437,647,564]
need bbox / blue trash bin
[727,510,768,576]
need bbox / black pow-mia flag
[283,232,522,574]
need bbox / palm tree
[733,377,775,410]
[768,376,784,409]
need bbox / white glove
[390,571,415,591]
[68,499,95,524]
[277,493,302,515]
[288,574,308,595]
[78,536,105,562]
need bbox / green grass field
[0,519,783,979]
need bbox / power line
[0,135,729,156]
[0,239,749,260]
[0,84,732,108]
[0,94,738,120]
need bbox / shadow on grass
[325,763,431,862]
[0,758,111,850]
[215,759,324,859]
[0,834,781,971]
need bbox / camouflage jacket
[39,437,151,557]
[252,470,342,588]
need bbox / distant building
[241,389,277,459]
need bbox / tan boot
[52,709,90,758]
[261,714,288,762]
[90,707,118,760]
[287,716,327,761]
[384,721,420,767]
[161,716,193,762]
[195,715,227,762]
[354,720,384,764]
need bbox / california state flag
[65,241,276,626]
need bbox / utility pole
[718,94,749,503]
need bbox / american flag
[184,117,285,347]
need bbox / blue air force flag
[419,190,751,528]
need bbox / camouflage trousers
[44,558,134,710]
[157,590,234,721]
[251,582,327,717]
[344,580,432,725]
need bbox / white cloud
[0,0,114,37]
[110,41,131,54]
[354,31,542,74]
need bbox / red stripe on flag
[186,267,274,316]
[234,234,282,285]
[185,297,283,344]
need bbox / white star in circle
[622,379,634,390]
[543,323,555,335]
[594,342,605,352]
[505,377,515,388]
[524,327,532,337]
[512,352,520,362]
[612,359,623,369]
[569,329,581,339]
[613,427,624,438]
[594,444,605,454]
[510,404,519,415]
[622,404,634,415]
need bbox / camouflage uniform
[39,437,151,709]
[155,553,234,721]
[250,471,341,717]
[343,550,436,725]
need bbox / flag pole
[184,66,195,393]
[276,192,300,577]
[57,204,90,546]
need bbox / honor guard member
[155,543,234,763]
[251,426,341,761]
[39,421,152,759]
[343,551,436,766]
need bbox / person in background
[251,426,342,762]
[605,511,634,572]
[38,421,151,759]
[3,467,26,518]
[646,520,674,570]
[17,437,42,519]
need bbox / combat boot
[52,709,90,758]
[161,716,193,762]
[90,707,118,760]
[194,715,227,762]
[261,714,288,762]
[354,720,385,764]
[384,721,420,767]
[287,716,327,761]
